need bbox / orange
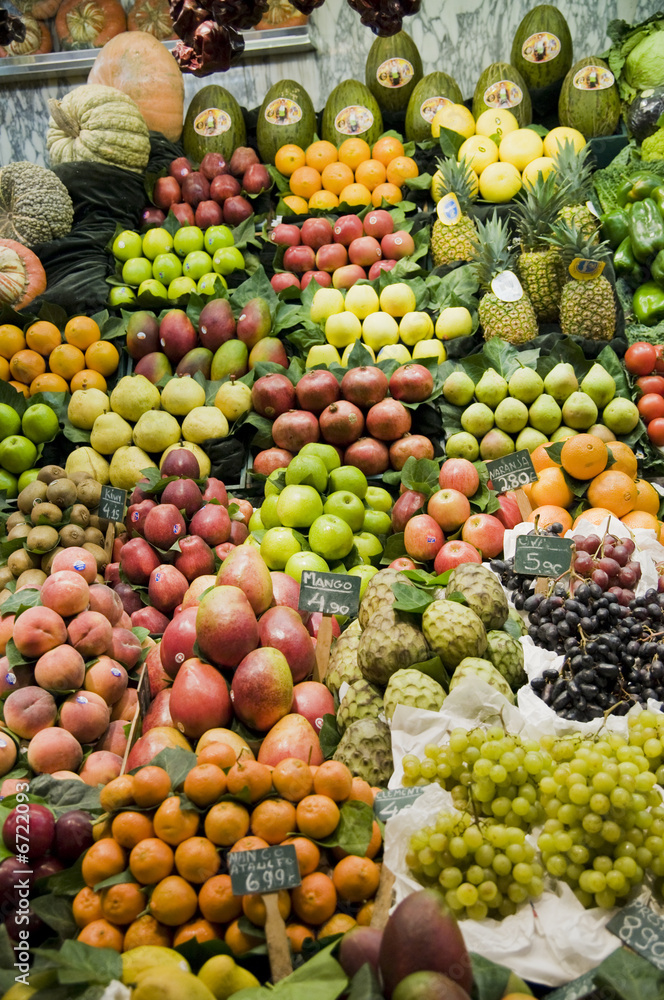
[9,381,29,398]
[226,759,273,802]
[572,507,614,529]
[526,467,574,509]
[93,817,113,842]
[30,373,69,395]
[100,773,136,813]
[313,761,353,802]
[290,166,323,201]
[0,357,9,381]
[183,763,227,807]
[72,886,104,928]
[587,470,638,518]
[354,159,387,191]
[286,923,315,953]
[386,156,418,187]
[111,811,155,849]
[129,838,175,885]
[225,918,263,956]
[0,324,26,359]
[85,340,119,376]
[291,872,337,925]
[356,901,374,925]
[204,801,251,847]
[305,140,338,172]
[531,443,557,473]
[48,343,85,380]
[25,320,61,356]
[371,183,403,207]
[606,441,637,480]
[372,136,405,166]
[633,478,660,515]
[321,162,354,195]
[339,183,372,207]
[281,836,321,876]
[123,914,172,949]
[334,820,382,862]
[272,758,314,802]
[82,838,127,888]
[621,511,660,532]
[561,434,608,480]
[296,794,340,839]
[347,777,375,808]
[153,796,200,846]
[282,195,309,215]
[70,369,107,392]
[9,349,46,385]
[229,835,270,853]
[149,875,198,927]
[100,882,146,926]
[198,873,242,924]
[197,742,238,769]
[250,798,297,845]
[174,836,220,883]
[77,918,124,951]
[332,855,381,902]
[64,316,101,351]
[527,505,573,534]
[275,144,306,177]
[242,889,291,927]
[132,765,171,807]
[308,190,340,211]
[338,138,371,171]
[173,919,221,947]
[319,913,357,937]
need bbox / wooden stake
[104,522,115,565]
[514,488,532,521]
[120,704,140,776]
[262,891,293,982]
[370,865,395,930]
[313,614,333,684]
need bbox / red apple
[438,458,480,498]
[210,174,241,203]
[389,557,417,571]
[243,164,270,194]
[271,273,301,293]
[363,209,394,239]
[348,236,382,267]
[461,513,505,559]
[181,171,210,208]
[153,176,181,211]
[301,218,334,250]
[332,265,366,289]
[381,230,415,260]
[404,514,444,562]
[495,492,523,530]
[301,271,332,289]
[171,203,195,226]
[427,489,471,533]
[169,157,193,182]
[333,215,364,246]
[223,196,253,225]
[369,260,396,280]
[141,207,166,228]
[195,200,223,228]
[271,223,301,247]
[434,540,482,573]
[315,243,348,272]
[284,245,316,274]
[200,152,228,180]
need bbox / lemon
[398,311,434,345]
[344,284,380,319]
[431,167,478,201]
[435,306,474,340]
[342,342,375,365]
[479,161,522,203]
[457,135,499,175]
[122,946,191,986]
[543,126,586,157]
[215,379,252,421]
[182,406,229,444]
[306,344,342,367]
[379,283,416,317]
[431,103,475,140]
[160,441,211,478]
[361,313,399,351]
[198,955,260,1000]
[325,311,362,348]
[474,108,520,140]
[522,156,556,187]
[160,376,206,416]
[413,339,446,363]
[377,344,412,363]
[498,128,544,172]
[310,287,345,324]
[133,968,216,1000]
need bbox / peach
[118,611,133,629]
[67,611,113,659]
[4,686,57,738]
[59,691,110,744]
[87,584,124,625]
[26,726,83,774]
[51,770,83,781]
[0,615,15,655]
[109,627,142,670]
[78,750,123,786]
[13,607,67,659]
[50,547,97,584]
[111,687,138,722]
[84,656,128,705]
[34,645,86,692]
[40,571,90,617]
[0,731,17,776]
[96,720,129,756]
[1,778,27,797]
[0,661,34,695]
[182,575,217,609]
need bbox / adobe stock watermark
[11,781,33,986]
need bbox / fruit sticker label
[335,105,374,136]
[483,80,523,110]
[193,108,232,137]
[376,57,415,89]
[436,193,461,226]
[569,257,605,281]
[491,270,523,301]
[420,95,452,123]
[522,31,561,63]
[264,98,303,126]
[573,66,615,91]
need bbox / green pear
[110,374,160,423]
[561,391,598,430]
[509,367,544,405]
[603,397,640,435]
[494,397,529,433]
[580,364,616,409]
[461,402,494,437]
[551,426,578,442]
[543,362,578,403]
[90,412,133,455]
[109,446,157,491]
[528,394,562,436]
[445,432,480,460]
[443,371,475,406]
[132,410,182,453]
[516,427,548,452]
[587,423,616,443]
[474,368,508,409]
[480,428,515,460]
[210,340,249,380]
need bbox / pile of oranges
[275,135,419,214]
[0,316,120,398]
[74,747,382,957]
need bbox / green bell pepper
[600,208,630,249]
[628,198,664,263]
[652,186,664,215]
[633,281,664,326]
[652,249,664,288]
[617,172,664,207]
[614,236,641,279]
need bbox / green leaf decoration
[30,775,101,817]
[32,940,122,987]
[130,746,198,789]
[46,856,86,897]
[318,714,342,760]
[438,128,465,159]
[0,587,42,618]
[544,441,564,464]
[391,582,435,614]
[93,869,138,891]
[400,456,441,497]
[315,800,374,856]
[380,532,406,564]
[162,210,183,236]
[468,952,512,1000]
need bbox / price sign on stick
[514,534,574,578]
[299,572,362,683]
[374,786,426,822]
[98,485,126,523]
[229,845,301,982]
[486,449,537,521]
[608,900,664,970]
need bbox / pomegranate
[340,366,388,408]
[272,410,320,452]
[389,434,435,470]
[251,374,296,419]
[344,437,390,476]
[319,401,365,446]
[389,364,434,403]
[295,369,340,414]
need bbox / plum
[2,804,55,860]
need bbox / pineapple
[511,173,569,323]
[470,213,538,345]
[430,156,478,268]
[544,220,615,341]
[552,140,599,241]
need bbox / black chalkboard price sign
[608,900,664,970]
[98,485,127,523]
[374,786,425,822]
[298,571,362,618]
[514,534,573,578]
[228,844,301,897]
[485,450,537,495]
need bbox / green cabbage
[625,31,664,92]
[605,13,664,103]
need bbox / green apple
[0,469,18,499]
[108,285,136,307]
[353,531,383,565]
[362,508,392,535]
[0,403,20,439]
[260,494,282,529]
[284,551,330,583]
[260,526,302,570]
[122,257,153,287]
[204,225,234,254]
[347,563,379,599]
[285,454,328,493]
[112,230,142,261]
[21,404,59,444]
[276,484,323,528]
[323,491,365,533]
[173,225,205,257]
[299,442,341,473]
[265,468,288,497]
[141,228,174,260]
[17,468,39,492]
[308,514,354,561]
[248,509,264,531]
[365,486,393,513]
[167,276,197,300]
[152,253,182,285]
[138,278,168,302]
[445,432,480,461]
[0,435,38,474]
[213,247,245,275]
[198,272,227,295]
[183,251,214,280]
[328,465,368,499]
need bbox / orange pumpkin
[56,0,126,50]
[0,16,52,57]
[127,0,175,40]
[0,240,47,311]
[88,31,183,142]
[12,0,61,21]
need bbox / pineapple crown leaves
[552,139,594,206]
[543,218,612,267]
[433,155,478,209]
[511,172,572,251]
[469,212,515,290]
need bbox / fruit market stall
[3,2,664,999]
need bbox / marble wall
[0,0,659,166]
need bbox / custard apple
[421,600,487,670]
[384,668,446,721]
[448,656,515,703]
[326,626,363,696]
[485,630,526,691]
[358,567,407,629]
[334,717,393,787]
[445,564,509,631]
[358,607,429,686]
[337,678,384,732]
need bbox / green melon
[365,30,423,114]
[511,3,573,91]
[405,72,464,142]
[558,57,620,138]
[256,80,316,165]
[182,86,246,166]
[472,62,532,127]
[321,80,384,149]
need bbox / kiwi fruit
[88,514,103,530]
[0,566,14,589]
[77,480,102,510]
[84,542,109,572]
[16,569,47,589]
[30,502,63,526]
[84,527,105,547]
[18,481,47,514]
[69,471,94,485]
[26,526,59,554]
[37,465,66,484]
[69,504,91,529]
[42,547,63,573]
[8,523,30,541]
[8,548,40,576]
[47,478,77,509]
[58,524,86,548]
[6,512,26,531]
